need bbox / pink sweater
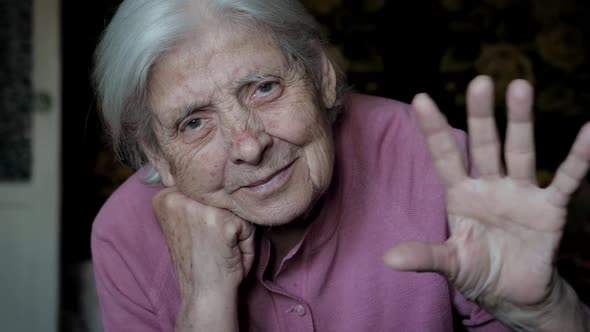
[92,94,510,331]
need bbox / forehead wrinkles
[149,24,286,121]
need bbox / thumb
[383,241,456,278]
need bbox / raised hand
[152,187,255,331]
[384,75,590,330]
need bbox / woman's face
[147,23,335,226]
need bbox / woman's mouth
[244,161,295,193]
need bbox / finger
[237,219,255,243]
[222,213,253,246]
[546,122,590,207]
[505,80,536,184]
[413,93,469,188]
[238,222,256,275]
[222,217,256,275]
[383,241,456,278]
[466,76,503,179]
[152,185,180,203]
[152,186,183,215]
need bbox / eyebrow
[234,71,281,98]
[166,71,282,130]
[235,72,268,94]
[235,72,266,87]
[169,100,212,130]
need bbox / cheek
[208,163,222,178]
[169,146,200,176]
[306,131,334,188]
[169,143,227,188]
[265,106,323,145]
[266,117,278,130]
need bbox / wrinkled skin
[144,12,589,332]
[148,22,335,227]
[147,20,337,331]
[385,76,590,330]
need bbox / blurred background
[1,0,589,330]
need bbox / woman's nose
[229,128,273,165]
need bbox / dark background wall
[60,0,590,330]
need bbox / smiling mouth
[243,161,295,193]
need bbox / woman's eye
[185,118,204,130]
[256,82,276,96]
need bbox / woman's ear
[320,50,337,109]
[143,145,176,187]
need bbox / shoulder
[91,167,173,309]
[336,92,467,164]
[92,167,163,244]
[332,93,468,238]
[339,92,467,141]
[338,93,416,134]
[335,93,431,172]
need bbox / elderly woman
[91,0,590,331]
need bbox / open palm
[385,76,590,315]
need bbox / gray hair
[93,0,347,183]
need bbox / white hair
[93,0,346,183]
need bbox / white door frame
[0,0,61,329]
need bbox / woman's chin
[233,193,317,227]
[238,206,305,227]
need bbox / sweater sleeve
[92,231,162,332]
[90,171,173,332]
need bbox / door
[0,0,61,330]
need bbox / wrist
[176,287,239,332]
[490,272,589,331]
